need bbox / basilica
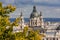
[29,6,44,28]
[29,6,60,40]
[12,6,60,40]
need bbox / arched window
[46,38,48,40]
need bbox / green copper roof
[30,6,39,18]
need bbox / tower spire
[40,11,42,16]
[19,8,23,17]
[19,10,25,29]
[20,11,23,16]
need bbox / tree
[0,2,16,40]
[27,30,45,40]
[11,18,20,26]
[0,2,16,17]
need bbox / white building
[29,6,60,40]
[12,6,60,40]
[13,12,25,33]
[29,6,44,28]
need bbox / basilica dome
[30,6,39,18]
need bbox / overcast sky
[0,0,60,18]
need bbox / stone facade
[29,6,44,28]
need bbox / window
[43,39,44,40]
[53,38,55,40]
[57,38,58,40]
[46,38,48,40]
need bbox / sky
[0,0,60,18]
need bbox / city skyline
[0,0,60,18]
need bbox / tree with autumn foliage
[14,26,45,40]
[11,18,20,26]
[0,2,16,40]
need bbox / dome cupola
[30,6,39,18]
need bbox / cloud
[4,0,15,4]
[37,6,60,18]
[10,5,33,18]
[33,0,60,4]
[33,0,60,7]
[1,0,60,7]
[16,0,60,7]
[33,0,48,2]
[9,5,60,18]
[0,0,60,18]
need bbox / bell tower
[19,12,25,29]
[39,11,44,28]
